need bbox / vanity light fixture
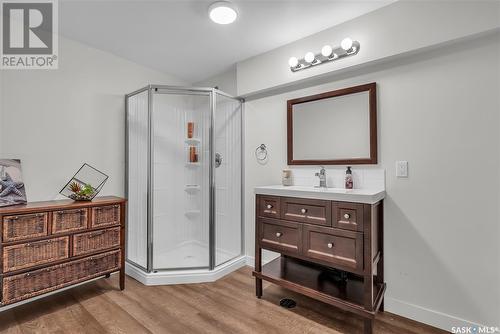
[288,37,360,72]
[208,1,238,25]
[288,56,299,68]
[304,52,316,64]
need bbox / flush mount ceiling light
[208,1,238,25]
[288,37,360,72]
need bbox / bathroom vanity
[253,186,385,334]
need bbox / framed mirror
[287,82,377,165]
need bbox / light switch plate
[396,161,408,178]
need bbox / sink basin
[254,185,385,204]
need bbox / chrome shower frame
[125,85,245,274]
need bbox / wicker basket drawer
[3,236,69,273]
[91,205,120,228]
[73,227,120,256]
[52,209,88,234]
[2,213,48,242]
[2,250,121,305]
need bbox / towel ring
[255,144,268,161]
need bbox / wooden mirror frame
[287,82,377,165]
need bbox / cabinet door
[303,224,363,273]
[258,218,301,255]
[332,202,364,232]
[281,197,331,226]
[257,196,281,219]
[3,213,48,242]
[52,209,88,234]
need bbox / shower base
[125,255,246,286]
[153,241,238,269]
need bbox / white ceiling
[59,1,393,83]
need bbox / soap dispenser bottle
[345,166,353,189]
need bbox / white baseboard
[244,255,486,332]
[245,251,280,267]
[126,256,246,285]
[384,297,487,332]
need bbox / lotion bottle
[345,166,353,189]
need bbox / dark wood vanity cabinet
[253,194,385,334]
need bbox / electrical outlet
[396,161,408,178]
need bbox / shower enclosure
[125,85,244,285]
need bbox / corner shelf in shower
[184,185,201,194]
[185,138,201,145]
[184,210,201,219]
[185,162,200,167]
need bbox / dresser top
[0,196,126,215]
[254,185,384,204]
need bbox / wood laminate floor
[0,267,446,334]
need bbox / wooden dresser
[253,194,385,334]
[0,196,126,306]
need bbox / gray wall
[1,36,185,201]
[195,65,237,96]
[237,1,500,96]
[244,34,500,330]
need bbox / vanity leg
[376,201,385,312]
[256,278,263,298]
[363,319,373,334]
[255,244,262,298]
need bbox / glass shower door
[213,92,242,267]
[152,90,211,270]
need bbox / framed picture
[0,159,27,207]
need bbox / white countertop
[254,185,385,204]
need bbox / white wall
[0,70,3,155]
[195,65,237,96]
[237,1,500,96]
[244,34,500,330]
[1,36,185,201]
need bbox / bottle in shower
[345,166,353,189]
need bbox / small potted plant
[68,181,96,201]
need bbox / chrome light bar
[288,37,360,72]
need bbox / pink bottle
[345,166,353,189]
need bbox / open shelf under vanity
[254,256,385,317]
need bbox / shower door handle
[215,152,223,168]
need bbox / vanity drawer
[52,209,88,234]
[281,197,331,226]
[257,196,281,219]
[258,218,301,255]
[332,202,364,232]
[3,236,69,273]
[303,225,363,273]
[73,227,120,256]
[2,250,121,305]
[91,205,121,228]
[2,213,48,242]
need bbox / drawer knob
[276,232,282,238]
[327,242,334,249]
[301,208,307,214]
[344,213,351,219]
[266,204,273,209]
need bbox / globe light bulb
[288,57,299,68]
[341,37,353,51]
[304,52,315,63]
[321,45,333,57]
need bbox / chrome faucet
[315,167,327,188]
